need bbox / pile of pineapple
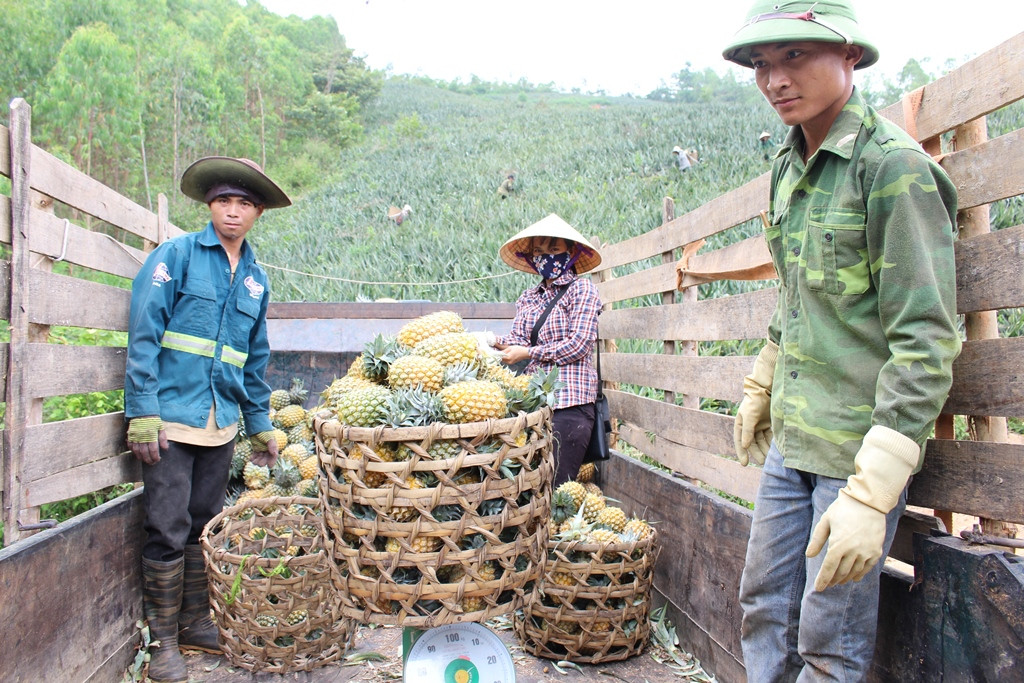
[320,310,559,434]
[226,377,322,508]
[516,463,658,650]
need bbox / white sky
[257,0,1024,96]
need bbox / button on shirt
[764,88,961,479]
[497,272,601,409]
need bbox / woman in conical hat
[488,214,603,486]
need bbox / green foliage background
[0,4,1021,545]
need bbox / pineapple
[594,506,627,532]
[270,459,301,495]
[576,462,596,483]
[255,614,279,628]
[439,380,507,423]
[345,443,396,488]
[412,332,479,369]
[281,442,309,468]
[580,492,606,523]
[397,310,465,348]
[622,518,653,542]
[387,354,445,392]
[276,404,307,429]
[286,377,309,405]
[549,571,575,588]
[551,489,578,525]
[285,609,308,625]
[269,386,292,411]
[555,481,587,510]
[334,384,391,427]
[288,421,314,444]
[583,482,603,497]
[243,462,270,490]
[230,441,250,480]
[386,534,441,554]
[346,357,368,379]
[299,455,318,481]
[298,478,319,497]
[323,375,376,407]
[384,475,430,521]
[587,528,621,560]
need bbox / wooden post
[661,197,677,406]
[953,117,1017,547]
[589,235,617,449]
[3,99,33,543]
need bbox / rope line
[257,261,520,287]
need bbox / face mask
[532,251,572,280]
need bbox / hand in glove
[250,430,280,467]
[127,416,167,465]
[733,340,779,466]
[806,425,919,591]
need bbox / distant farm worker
[125,156,290,683]
[758,129,774,160]
[724,1,960,680]
[498,172,516,199]
[476,214,603,486]
[672,145,693,172]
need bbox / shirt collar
[777,87,866,163]
[532,270,578,294]
[198,221,254,264]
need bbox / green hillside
[248,79,780,304]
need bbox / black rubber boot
[178,545,221,653]
[141,556,188,683]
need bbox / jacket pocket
[806,206,869,295]
[169,278,219,336]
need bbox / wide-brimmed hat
[499,214,603,274]
[180,156,291,209]
[759,130,772,140]
[723,0,878,70]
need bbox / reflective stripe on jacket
[125,222,274,434]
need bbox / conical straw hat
[499,214,603,274]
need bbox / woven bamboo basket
[200,496,354,673]
[314,407,554,628]
[514,528,660,663]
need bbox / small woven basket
[315,408,554,628]
[514,528,660,663]
[200,496,354,673]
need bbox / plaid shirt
[497,271,601,409]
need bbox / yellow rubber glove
[127,416,163,443]
[733,340,779,466]
[806,425,920,591]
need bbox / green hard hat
[723,0,879,70]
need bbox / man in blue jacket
[125,156,290,683]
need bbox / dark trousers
[141,440,234,562]
[552,403,596,487]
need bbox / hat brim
[723,17,878,70]
[499,214,603,275]
[180,157,291,209]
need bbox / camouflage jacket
[765,88,961,479]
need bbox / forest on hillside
[0,0,382,227]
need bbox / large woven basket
[200,496,354,673]
[314,407,554,628]
[514,528,660,663]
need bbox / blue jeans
[738,443,906,682]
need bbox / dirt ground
[180,618,700,683]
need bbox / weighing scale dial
[404,622,516,683]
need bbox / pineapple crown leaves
[272,459,301,489]
[385,386,444,427]
[288,377,309,405]
[362,334,405,382]
[523,366,564,412]
[442,360,479,385]
[551,489,578,524]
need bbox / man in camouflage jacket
[723,1,961,680]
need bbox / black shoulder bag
[509,285,569,375]
[583,329,611,463]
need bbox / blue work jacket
[125,222,274,435]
